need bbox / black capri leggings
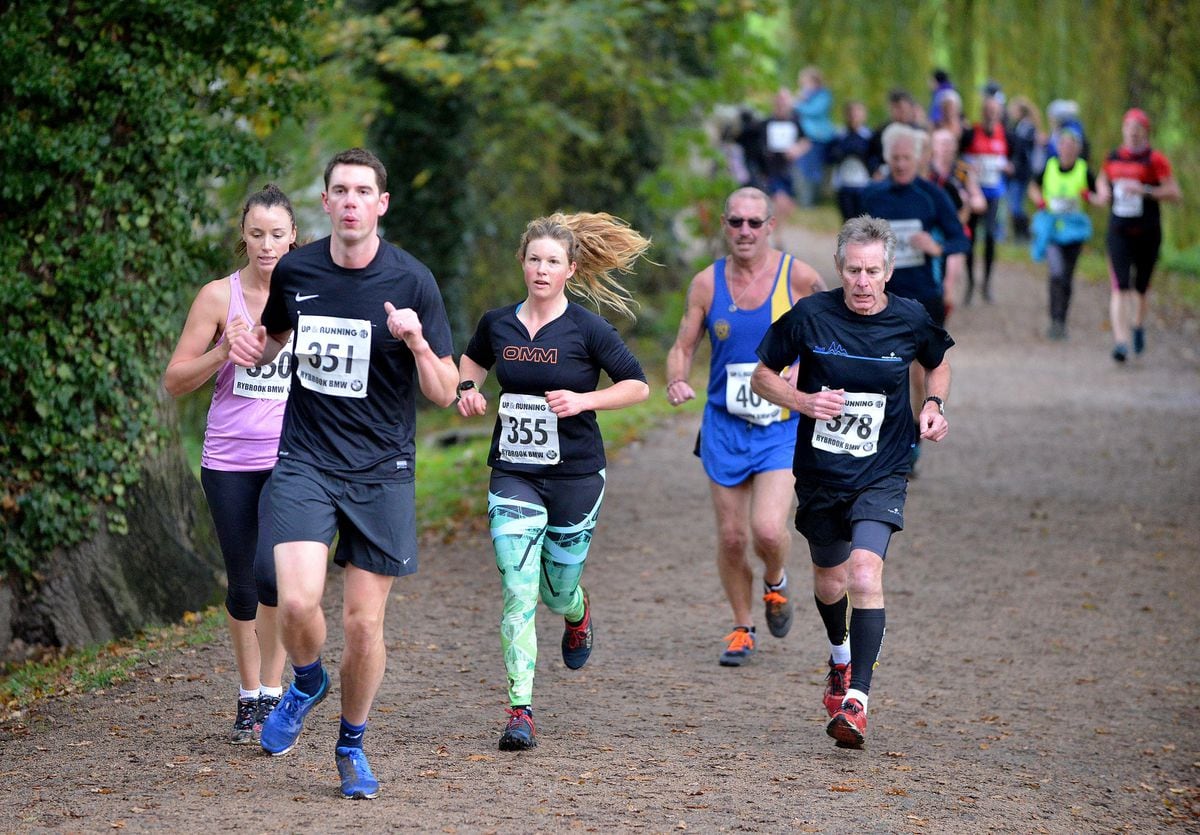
[200,468,278,619]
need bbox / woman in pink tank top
[164,185,297,743]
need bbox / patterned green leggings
[488,470,605,706]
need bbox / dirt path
[3,224,1198,833]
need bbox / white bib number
[887,219,925,269]
[294,314,371,399]
[976,154,1005,188]
[1048,196,1077,214]
[233,349,293,401]
[725,362,781,426]
[766,120,799,153]
[1113,179,1145,218]
[811,390,885,458]
[837,157,870,188]
[498,393,560,465]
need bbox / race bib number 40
[498,393,560,465]
[295,314,371,398]
[811,390,885,457]
[233,351,293,401]
[725,362,781,426]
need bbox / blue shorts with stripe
[697,403,798,487]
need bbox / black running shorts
[270,457,418,578]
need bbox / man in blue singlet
[666,186,824,666]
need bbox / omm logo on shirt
[502,346,559,363]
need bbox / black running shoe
[254,692,281,739]
[231,697,257,744]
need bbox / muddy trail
[3,223,1198,833]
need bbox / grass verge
[2,608,225,721]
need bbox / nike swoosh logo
[295,293,319,302]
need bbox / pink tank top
[201,271,288,471]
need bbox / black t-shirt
[756,289,954,489]
[464,302,646,477]
[261,236,454,478]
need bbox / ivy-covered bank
[0,1,319,578]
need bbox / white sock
[765,571,787,592]
[844,688,868,711]
[830,642,851,666]
[239,687,260,702]
[259,685,284,699]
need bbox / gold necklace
[728,261,771,313]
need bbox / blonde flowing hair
[517,212,652,320]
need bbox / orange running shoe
[762,583,794,638]
[719,627,756,667]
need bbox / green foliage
[0,1,322,576]
[332,0,781,340]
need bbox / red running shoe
[826,698,867,748]
[823,660,851,717]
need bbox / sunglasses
[725,216,768,229]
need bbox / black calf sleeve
[848,608,886,694]
[815,594,849,646]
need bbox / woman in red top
[960,95,1012,305]
[1095,108,1182,362]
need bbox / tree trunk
[3,407,223,661]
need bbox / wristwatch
[922,395,945,415]
[456,379,477,396]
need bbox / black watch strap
[456,379,477,396]
[923,395,944,415]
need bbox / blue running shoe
[561,589,593,670]
[498,707,536,751]
[336,746,380,799]
[260,671,329,756]
[1132,327,1146,355]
